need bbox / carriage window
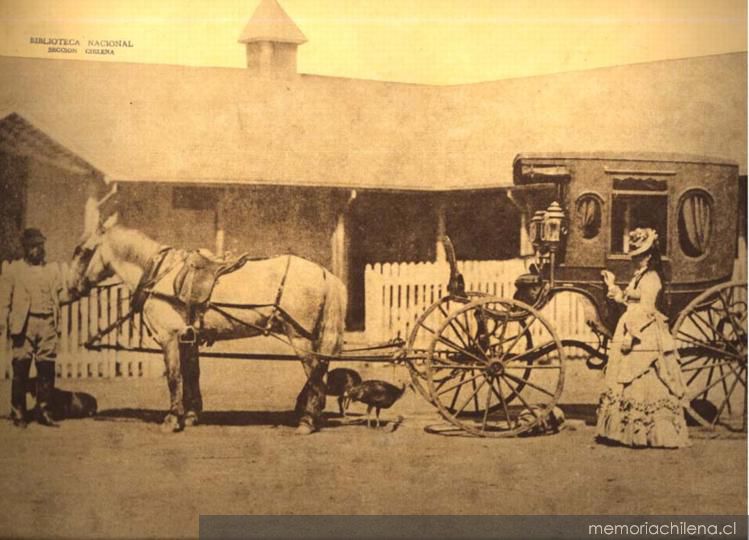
[611,194,667,254]
[678,190,712,257]
[575,194,602,239]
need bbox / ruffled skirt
[596,367,690,448]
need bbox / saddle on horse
[173,249,249,342]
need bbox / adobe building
[0,0,746,328]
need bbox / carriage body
[406,152,745,436]
[510,152,740,330]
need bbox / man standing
[0,228,68,428]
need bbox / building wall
[445,191,520,260]
[0,151,27,260]
[24,160,94,263]
[347,190,520,265]
[345,190,521,328]
[117,183,340,269]
[349,192,438,265]
[118,183,217,250]
[223,186,338,268]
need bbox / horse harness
[130,248,303,346]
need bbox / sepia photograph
[0,1,746,538]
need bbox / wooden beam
[435,197,446,262]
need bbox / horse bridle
[72,239,103,294]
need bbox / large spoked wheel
[424,297,566,437]
[672,281,747,432]
[403,293,487,404]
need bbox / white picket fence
[364,257,600,347]
[0,260,162,379]
[365,244,748,354]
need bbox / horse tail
[316,271,347,356]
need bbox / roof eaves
[0,112,104,177]
[108,175,513,192]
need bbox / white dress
[596,269,690,448]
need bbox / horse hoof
[295,423,316,436]
[161,415,183,433]
[184,412,199,427]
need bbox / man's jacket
[0,260,67,335]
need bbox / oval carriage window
[678,190,712,257]
[575,194,601,239]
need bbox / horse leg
[161,337,184,433]
[288,334,329,435]
[180,342,202,427]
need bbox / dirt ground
[0,357,745,539]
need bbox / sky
[0,0,746,84]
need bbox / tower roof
[238,0,307,45]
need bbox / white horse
[69,217,346,434]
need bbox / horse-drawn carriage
[73,152,746,437]
[403,152,746,436]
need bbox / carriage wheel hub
[487,360,504,376]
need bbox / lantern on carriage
[529,210,547,252]
[543,201,567,286]
[543,202,567,251]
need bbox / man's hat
[21,227,46,247]
[628,228,658,257]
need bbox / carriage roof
[512,152,739,191]
[513,151,738,169]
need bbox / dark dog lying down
[26,378,98,420]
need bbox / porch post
[215,190,226,256]
[331,190,356,282]
[332,211,346,280]
[435,196,446,262]
[519,211,533,257]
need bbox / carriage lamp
[529,210,546,251]
[543,201,567,287]
[543,201,567,251]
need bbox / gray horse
[69,216,346,434]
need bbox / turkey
[325,368,362,416]
[344,380,407,428]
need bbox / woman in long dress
[596,228,690,448]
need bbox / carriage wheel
[403,293,487,404]
[672,282,747,431]
[424,297,566,437]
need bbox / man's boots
[10,358,30,428]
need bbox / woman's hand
[602,270,625,304]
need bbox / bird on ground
[325,368,362,416]
[344,380,407,428]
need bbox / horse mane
[105,225,161,267]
